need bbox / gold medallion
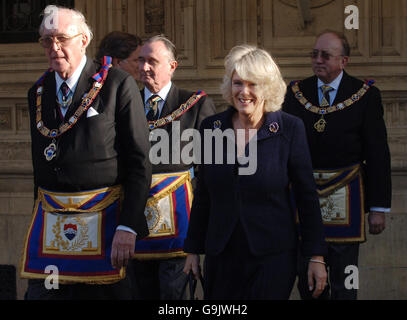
[314,116,327,133]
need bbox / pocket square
[87,107,99,118]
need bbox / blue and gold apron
[294,163,365,243]
[314,163,365,242]
[134,169,193,259]
[20,186,125,284]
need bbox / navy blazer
[184,107,327,257]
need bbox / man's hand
[368,211,386,235]
[111,230,136,269]
[183,254,201,280]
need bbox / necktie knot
[60,82,70,98]
[146,94,162,121]
[321,85,333,95]
[320,85,333,107]
[59,82,72,108]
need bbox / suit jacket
[141,84,216,174]
[282,71,392,209]
[28,58,152,237]
[183,108,327,257]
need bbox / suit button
[54,167,60,172]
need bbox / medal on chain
[34,57,111,161]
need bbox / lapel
[64,58,96,121]
[332,71,352,105]
[161,83,178,117]
[256,110,283,142]
[301,75,319,106]
[41,71,59,129]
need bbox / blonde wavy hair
[220,45,286,112]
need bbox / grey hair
[39,5,93,48]
[220,45,287,112]
[144,34,177,62]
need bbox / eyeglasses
[39,33,82,49]
[310,50,344,60]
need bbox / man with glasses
[283,30,391,300]
[21,5,151,299]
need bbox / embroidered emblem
[269,122,279,133]
[63,223,78,240]
[48,215,91,252]
[213,120,222,129]
[145,203,161,232]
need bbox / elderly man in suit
[132,34,216,300]
[283,30,392,300]
[21,5,151,300]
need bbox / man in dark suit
[22,5,151,299]
[132,35,216,300]
[283,30,392,300]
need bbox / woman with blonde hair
[183,45,327,299]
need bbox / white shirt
[55,55,87,117]
[316,72,390,214]
[143,81,173,118]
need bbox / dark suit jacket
[282,71,392,209]
[142,84,216,174]
[28,58,152,237]
[183,108,327,257]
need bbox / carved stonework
[278,0,335,8]
[144,0,165,34]
[0,108,12,131]
[16,104,30,133]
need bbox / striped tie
[146,95,162,121]
[320,85,333,107]
[59,82,72,108]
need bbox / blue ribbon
[92,56,112,83]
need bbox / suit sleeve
[191,95,216,188]
[184,120,211,254]
[27,86,39,201]
[116,75,152,238]
[362,87,392,209]
[287,117,327,257]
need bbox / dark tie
[320,85,333,107]
[146,95,162,121]
[59,82,72,108]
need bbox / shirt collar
[144,81,172,104]
[317,71,343,91]
[55,55,87,94]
